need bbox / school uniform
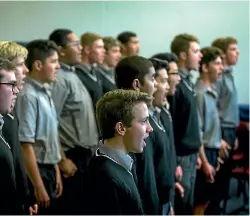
[0,116,19,214]
[81,142,144,215]
[50,63,99,214]
[98,66,117,93]
[2,111,30,214]
[75,64,104,108]
[167,69,202,215]
[16,77,61,214]
[194,79,221,206]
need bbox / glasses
[0,81,18,92]
[65,40,81,47]
[168,72,180,76]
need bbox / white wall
[0,1,248,104]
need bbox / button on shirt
[195,79,221,149]
[16,77,61,164]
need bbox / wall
[0,1,248,103]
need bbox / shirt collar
[25,76,45,90]
[179,68,189,79]
[98,140,133,172]
[0,114,4,133]
[223,66,233,73]
[196,79,218,98]
[60,62,76,72]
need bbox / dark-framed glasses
[168,72,180,76]
[0,81,18,92]
[66,40,81,47]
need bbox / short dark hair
[148,58,169,77]
[117,31,137,45]
[49,29,73,47]
[199,46,223,73]
[171,33,199,57]
[96,89,152,139]
[115,56,153,89]
[211,37,238,53]
[25,39,59,71]
[151,52,178,63]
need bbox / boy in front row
[81,89,153,215]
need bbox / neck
[81,55,92,66]
[177,61,190,73]
[28,71,45,84]
[199,74,211,87]
[104,137,128,154]
[102,62,113,71]
[59,57,74,66]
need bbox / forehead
[169,62,178,71]
[189,41,200,50]
[157,68,168,79]
[46,51,58,60]
[132,102,148,119]
[129,36,139,43]
[0,69,16,81]
[67,33,79,42]
[228,43,238,50]
[211,56,222,63]
[93,39,104,47]
[14,56,25,64]
[109,45,120,51]
[145,66,155,78]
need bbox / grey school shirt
[195,80,221,149]
[50,62,99,152]
[215,67,239,128]
[98,141,133,173]
[16,77,61,164]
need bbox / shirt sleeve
[50,76,70,117]
[195,92,205,142]
[15,94,37,143]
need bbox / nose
[166,81,170,91]
[199,51,203,59]
[56,61,61,70]
[146,121,153,133]
[24,64,29,74]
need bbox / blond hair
[102,36,120,51]
[0,41,28,63]
[0,56,16,80]
[80,32,102,48]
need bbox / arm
[15,94,50,208]
[196,92,215,182]
[51,77,78,177]
[21,144,50,208]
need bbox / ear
[84,46,90,55]
[132,79,141,92]
[202,63,208,73]
[179,51,187,61]
[120,44,127,53]
[115,122,126,136]
[221,53,226,61]
[33,60,43,71]
[58,46,66,57]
